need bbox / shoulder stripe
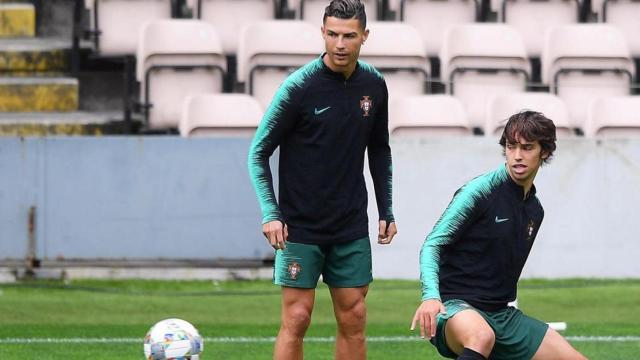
[248,58,323,223]
[357,60,384,81]
[419,166,508,301]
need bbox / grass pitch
[0,278,639,359]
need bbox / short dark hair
[499,111,557,164]
[323,0,367,30]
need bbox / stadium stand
[389,95,473,136]
[136,19,226,130]
[498,0,581,58]
[236,20,322,108]
[399,0,479,59]
[0,1,87,135]
[542,24,635,130]
[84,0,173,56]
[592,0,640,57]
[485,93,574,136]
[192,0,278,55]
[291,0,380,24]
[360,22,429,99]
[179,93,263,137]
[440,24,530,133]
[584,95,640,137]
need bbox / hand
[377,220,397,245]
[410,299,446,340]
[262,220,288,250]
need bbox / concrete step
[0,3,36,38]
[0,76,78,111]
[0,37,70,72]
[0,111,127,136]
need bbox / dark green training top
[420,165,544,311]
[248,55,394,245]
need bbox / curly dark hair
[499,111,557,164]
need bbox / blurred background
[0,0,639,283]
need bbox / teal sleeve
[419,183,489,301]
[247,78,303,224]
[367,81,394,223]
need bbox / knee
[282,306,312,338]
[467,328,495,353]
[336,300,367,335]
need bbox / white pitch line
[0,336,639,344]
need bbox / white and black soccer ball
[143,318,204,360]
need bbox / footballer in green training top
[411,111,586,360]
[247,1,397,359]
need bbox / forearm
[420,239,442,301]
[248,148,282,223]
[368,146,394,222]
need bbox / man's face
[321,16,368,74]
[505,134,548,186]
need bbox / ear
[541,150,549,160]
[362,29,369,43]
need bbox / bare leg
[330,286,368,360]
[274,287,315,360]
[532,327,587,360]
[444,309,496,358]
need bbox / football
[143,318,204,360]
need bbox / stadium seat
[194,0,278,54]
[593,0,640,57]
[359,22,429,99]
[584,96,640,138]
[499,0,581,57]
[292,0,379,25]
[179,94,263,137]
[485,93,574,137]
[400,0,479,57]
[237,20,322,109]
[440,24,530,131]
[85,0,172,56]
[542,24,635,129]
[137,20,226,130]
[389,95,473,136]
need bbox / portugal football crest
[527,220,535,241]
[360,96,372,117]
[288,262,301,280]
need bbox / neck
[323,55,356,79]
[511,173,536,199]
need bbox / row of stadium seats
[82,0,640,57]
[134,19,638,133]
[179,93,640,138]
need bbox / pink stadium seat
[585,96,640,138]
[195,0,278,54]
[85,0,172,56]
[137,20,226,130]
[486,93,574,137]
[237,20,322,109]
[499,0,580,57]
[179,94,263,137]
[291,0,379,25]
[389,95,473,137]
[593,0,640,57]
[400,0,479,57]
[440,24,530,131]
[542,24,635,129]
[359,22,429,99]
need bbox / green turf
[0,278,639,359]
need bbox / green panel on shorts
[273,237,372,289]
[431,299,548,360]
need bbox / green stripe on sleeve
[248,59,322,224]
[420,167,508,301]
